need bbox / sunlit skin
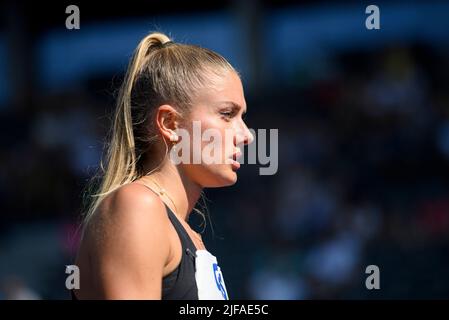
[74,70,253,299]
[139,69,254,222]
[179,70,254,189]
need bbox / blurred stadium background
[1,0,449,299]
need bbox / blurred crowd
[220,44,449,299]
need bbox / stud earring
[170,133,178,142]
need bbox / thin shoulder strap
[136,182,176,217]
[136,182,199,252]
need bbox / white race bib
[194,250,229,300]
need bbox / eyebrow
[217,101,247,114]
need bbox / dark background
[1,0,449,299]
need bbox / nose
[235,121,254,146]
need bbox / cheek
[180,126,238,187]
[201,123,236,162]
[183,114,236,166]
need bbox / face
[178,70,254,187]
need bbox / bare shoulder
[107,182,165,215]
[91,182,167,232]
[78,182,170,299]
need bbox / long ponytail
[81,33,172,228]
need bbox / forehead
[195,71,246,110]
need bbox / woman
[72,32,253,299]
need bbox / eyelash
[220,109,247,121]
[220,110,236,119]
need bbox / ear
[155,104,180,142]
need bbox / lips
[230,150,242,171]
[232,150,242,161]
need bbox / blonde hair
[80,31,236,233]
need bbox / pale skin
[74,70,254,299]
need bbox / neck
[142,160,203,222]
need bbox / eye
[220,110,236,119]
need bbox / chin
[199,167,239,188]
[219,171,238,186]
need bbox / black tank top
[70,203,199,300]
[162,204,199,299]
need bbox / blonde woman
[72,32,253,300]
